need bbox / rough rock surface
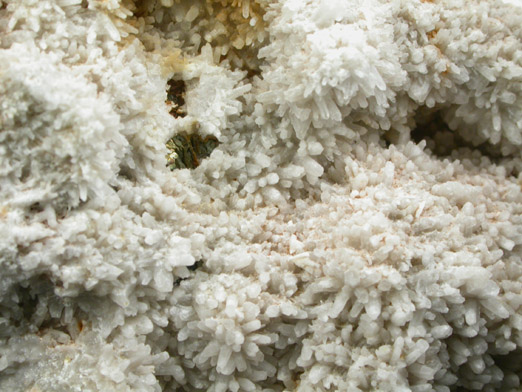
[1,0,522,391]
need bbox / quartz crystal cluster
[1,0,522,391]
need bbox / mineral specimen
[1,0,522,391]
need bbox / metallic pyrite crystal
[166,132,219,170]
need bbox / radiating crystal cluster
[1,0,522,391]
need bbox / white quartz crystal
[1,0,522,391]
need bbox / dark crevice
[166,79,186,119]
[411,109,505,158]
[490,349,522,388]
[411,110,462,157]
[174,259,204,287]
[131,0,150,18]
[118,164,137,182]
[29,202,44,213]
[130,1,267,75]
[187,259,203,272]
[410,109,518,176]
[0,276,71,338]
[446,343,522,391]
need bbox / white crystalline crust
[0,0,521,391]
